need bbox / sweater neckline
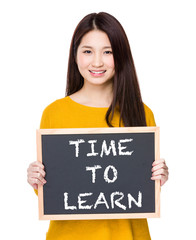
[66,96,109,110]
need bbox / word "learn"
[64,191,142,211]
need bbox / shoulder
[143,103,156,127]
[40,97,71,128]
[42,97,69,115]
[143,103,153,116]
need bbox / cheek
[110,58,115,76]
[111,61,115,70]
[107,56,115,69]
[77,54,90,70]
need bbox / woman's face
[76,30,115,87]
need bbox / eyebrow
[81,45,112,49]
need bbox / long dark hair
[66,12,146,127]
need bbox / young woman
[27,12,169,240]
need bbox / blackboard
[37,127,160,220]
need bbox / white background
[0,0,195,239]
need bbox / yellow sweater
[38,96,156,240]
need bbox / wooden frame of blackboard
[37,127,160,220]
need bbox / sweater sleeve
[40,107,51,129]
[34,107,51,196]
[144,104,156,127]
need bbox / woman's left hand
[151,158,169,186]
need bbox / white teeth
[90,70,106,74]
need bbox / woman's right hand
[27,161,47,190]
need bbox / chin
[87,79,113,86]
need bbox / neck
[70,81,113,108]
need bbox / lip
[89,70,106,77]
[89,70,106,73]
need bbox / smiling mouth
[89,70,106,74]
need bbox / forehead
[79,30,111,48]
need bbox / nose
[92,53,104,68]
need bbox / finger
[28,166,46,177]
[28,172,47,184]
[151,174,168,186]
[151,175,161,180]
[152,163,168,172]
[30,161,45,169]
[28,177,44,188]
[152,159,165,166]
[152,168,167,177]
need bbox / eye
[104,51,113,55]
[83,50,92,54]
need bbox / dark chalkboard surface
[37,127,160,220]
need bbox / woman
[27,12,168,240]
